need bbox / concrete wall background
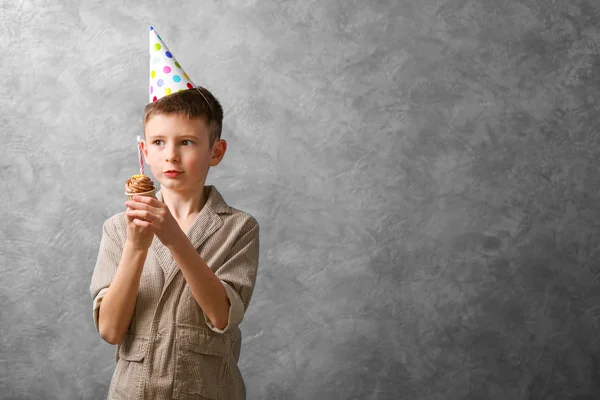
[1,0,600,398]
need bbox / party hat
[148,26,195,103]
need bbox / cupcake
[125,174,156,200]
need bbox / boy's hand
[125,208,154,250]
[125,196,184,248]
[125,205,154,251]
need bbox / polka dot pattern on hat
[148,26,196,103]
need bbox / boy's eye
[182,140,193,146]
[152,140,163,145]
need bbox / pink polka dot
[163,66,171,74]
[150,86,153,94]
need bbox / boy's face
[141,113,226,193]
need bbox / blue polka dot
[150,26,154,31]
[173,75,181,82]
[157,79,164,87]
[165,51,172,58]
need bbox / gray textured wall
[1,0,600,399]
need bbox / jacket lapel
[151,186,231,291]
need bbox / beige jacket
[90,186,259,400]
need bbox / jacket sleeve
[89,218,124,332]
[204,218,259,333]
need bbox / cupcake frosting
[125,174,156,194]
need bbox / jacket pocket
[109,334,148,398]
[173,324,227,399]
[118,334,148,361]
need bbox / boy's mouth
[164,170,183,177]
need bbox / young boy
[90,28,259,400]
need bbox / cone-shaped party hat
[148,26,195,103]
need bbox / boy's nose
[165,146,180,162]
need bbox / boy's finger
[125,210,134,221]
[132,196,160,207]
[127,209,156,223]
[126,200,160,213]
[133,218,156,230]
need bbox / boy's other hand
[125,196,183,248]
[125,204,155,251]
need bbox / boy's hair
[143,86,224,148]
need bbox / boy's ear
[140,138,149,159]
[209,140,227,166]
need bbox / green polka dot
[175,61,181,68]
[155,43,161,51]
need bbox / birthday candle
[137,135,144,175]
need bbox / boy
[90,27,259,400]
